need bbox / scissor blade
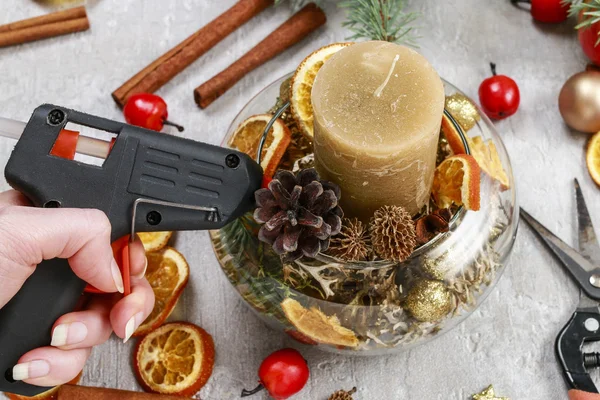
[520,208,600,301]
[575,178,600,263]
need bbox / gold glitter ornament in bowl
[445,93,481,132]
[404,279,452,322]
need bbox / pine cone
[328,218,370,261]
[328,387,357,400]
[370,205,416,262]
[254,168,343,260]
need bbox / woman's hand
[0,190,155,387]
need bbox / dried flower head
[370,205,416,262]
[328,218,370,261]
[254,168,343,261]
[328,387,357,400]
[414,208,451,245]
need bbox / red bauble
[579,22,600,65]
[530,0,569,23]
[478,63,520,120]
[242,348,309,400]
[511,0,568,23]
[123,93,184,132]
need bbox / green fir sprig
[275,0,419,46]
[565,0,600,45]
[340,0,418,45]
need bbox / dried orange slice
[441,113,468,155]
[432,154,481,211]
[281,298,359,348]
[469,136,510,190]
[134,247,189,337]
[290,43,352,139]
[5,372,81,400]
[139,231,173,252]
[134,322,215,397]
[440,118,510,190]
[587,130,600,186]
[229,114,291,178]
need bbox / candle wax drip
[374,54,400,98]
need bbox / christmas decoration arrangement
[210,40,516,354]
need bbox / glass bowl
[210,73,518,355]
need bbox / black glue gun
[0,104,262,396]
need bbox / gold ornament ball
[404,279,452,322]
[559,71,600,133]
[445,93,481,132]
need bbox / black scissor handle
[556,310,600,393]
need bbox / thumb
[569,390,600,400]
[0,205,123,308]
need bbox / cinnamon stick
[0,7,89,48]
[0,6,86,33]
[112,0,274,108]
[194,3,326,109]
[58,385,189,399]
[0,18,89,48]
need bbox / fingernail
[133,256,148,280]
[111,259,124,294]
[123,312,144,343]
[12,360,50,381]
[51,322,88,347]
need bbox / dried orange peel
[432,154,481,211]
[281,298,359,348]
[587,130,600,187]
[290,43,352,139]
[134,322,215,397]
[139,231,173,252]
[229,114,291,178]
[441,114,509,190]
[134,247,190,337]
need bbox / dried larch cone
[328,387,357,400]
[328,218,370,261]
[370,205,416,262]
[254,168,343,261]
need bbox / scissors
[521,179,600,394]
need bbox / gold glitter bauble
[472,385,510,400]
[404,279,452,322]
[445,93,481,132]
[559,71,600,133]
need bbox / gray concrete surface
[1,0,599,399]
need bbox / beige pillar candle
[312,41,445,220]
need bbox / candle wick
[374,54,400,98]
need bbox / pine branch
[565,0,600,45]
[275,0,420,46]
[339,0,419,46]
